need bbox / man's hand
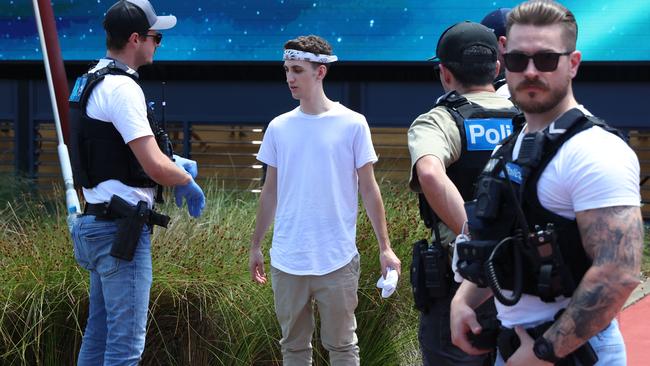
[450,296,491,356]
[173,154,198,178]
[249,248,267,284]
[174,176,206,217]
[379,247,401,278]
[505,327,553,366]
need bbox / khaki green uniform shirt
[407,91,515,244]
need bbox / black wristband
[533,336,561,363]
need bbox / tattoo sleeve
[545,205,643,357]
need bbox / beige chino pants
[271,255,361,366]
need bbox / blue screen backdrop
[1,0,649,61]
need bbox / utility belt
[469,311,598,366]
[84,195,170,261]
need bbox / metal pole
[36,0,72,144]
[32,0,80,231]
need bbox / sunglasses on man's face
[141,32,163,45]
[503,51,573,72]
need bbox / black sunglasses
[503,51,573,72]
[141,33,163,45]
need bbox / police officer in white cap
[68,1,205,364]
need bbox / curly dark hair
[284,35,333,70]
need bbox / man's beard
[510,78,569,114]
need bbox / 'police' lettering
[69,75,88,103]
[464,118,513,151]
[502,162,523,185]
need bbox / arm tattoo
[583,206,642,269]
[546,205,643,356]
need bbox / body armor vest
[419,91,520,235]
[68,59,173,202]
[458,108,626,303]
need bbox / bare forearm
[416,156,467,235]
[453,280,494,309]
[251,189,276,249]
[357,163,401,274]
[150,158,191,186]
[360,181,390,250]
[251,168,277,249]
[548,266,639,356]
[421,178,467,234]
[545,206,643,357]
[128,135,191,186]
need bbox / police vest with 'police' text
[460,108,627,302]
[418,91,520,232]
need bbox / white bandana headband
[283,49,338,63]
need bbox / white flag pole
[32,0,81,231]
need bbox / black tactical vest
[68,59,173,200]
[418,91,520,234]
[463,108,626,302]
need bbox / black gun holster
[84,195,170,261]
[410,239,450,312]
[497,318,598,366]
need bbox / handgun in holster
[106,195,169,261]
[108,196,151,261]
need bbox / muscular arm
[358,163,401,276]
[128,135,190,186]
[544,205,643,357]
[415,155,467,234]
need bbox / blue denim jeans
[495,319,626,366]
[71,214,153,366]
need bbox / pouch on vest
[410,239,449,311]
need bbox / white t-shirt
[257,103,378,275]
[82,59,156,208]
[495,110,640,328]
[495,83,510,98]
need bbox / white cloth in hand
[452,233,470,283]
[376,267,399,298]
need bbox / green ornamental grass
[0,181,425,365]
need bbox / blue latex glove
[174,176,206,218]
[173,154,198,179]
